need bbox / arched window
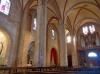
[88,52,98,58]
[82,25,95,35]
[0,0,11,15]
[65,29,71,43]
[49,25,56,40]
[51,29,56,40]
[82,26,88,35]
[79,24,100,48]
[32,18,37,30]
[0,31,10,65]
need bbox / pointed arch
[50,47,58,66]
[46,16,60,66]
[0,26,11,65]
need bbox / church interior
[0,0,100,74]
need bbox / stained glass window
[51,29,55,37]
[32,18,37,30]
[82,25,95,35]
[89,25,95,34]
[51,29,55,40]
[66,35,71,43]
[65,29,71,43]
[82,26,88,35]
[0,0,10,15]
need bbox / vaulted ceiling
[20,0,100,33]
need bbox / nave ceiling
[20,0,100,34]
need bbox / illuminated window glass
[89,25,95,34]
[82,26,88,35]
[51,29,55,37]
[65,29,69,36]
[65,29,71,43]
[32,18,37,30]
[66,35,71,43]
[82,25,95,35]
[0,0,11,15]
[88,52,98,58]
[51,29,55,40]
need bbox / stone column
[58,21,68,66]
[36,0,47,67]
[17,10,31,67]
[72,35,79,67]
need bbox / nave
[0,0,100,74]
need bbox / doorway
[50,48,58,66]
[68,55,72,67]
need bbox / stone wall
[0,0,22,66]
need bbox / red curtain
[50,48,58,65]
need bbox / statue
[0,42,3,55]
[27,41,34,66]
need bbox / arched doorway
[50,48,58,66]
[0,29,11,66]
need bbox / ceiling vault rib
[73,8,82,31]
[72,7,100,33]
[55,0,62,19]
[73,5,87,29]
[47,7,57,17]
[23,0,34,11]
[74,7,100,20]
[66,16,72,32]
[23,0,100,36]
[22,0,23,9]
[94,0,100,9]
[65,1,97,17]
[67,16,71,27]
[76,17,98,29]
[63,0,68,23]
